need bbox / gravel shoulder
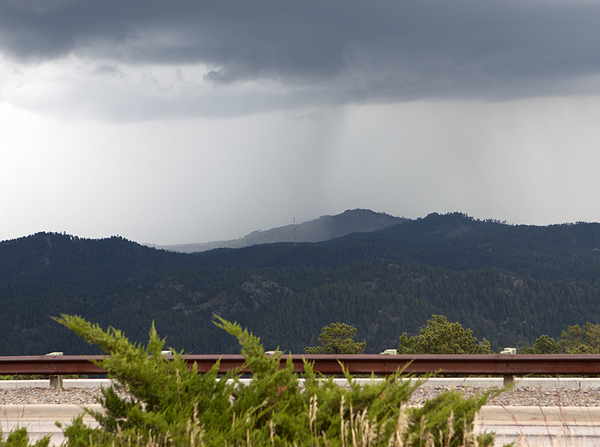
[409,385,600,407]
[2,385,600,407]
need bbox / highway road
[0,404,101,446]
[3,404,600,446]
[477,406,600,447]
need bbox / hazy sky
[2,0,600,244]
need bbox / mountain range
[149,209,405,252]
[1,210,600,356]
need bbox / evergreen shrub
[38,315,501,447]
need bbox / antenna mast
[293,217,297,245]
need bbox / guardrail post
[49,375,63,390]
[503,374,514,387]
[46,351,64,390]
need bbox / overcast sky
[2,0,600,244]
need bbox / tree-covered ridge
[0,232,198,291]
[4,212,600,281]
[3,212,600,355]
[191,212,600,280]
[3,258,600,355]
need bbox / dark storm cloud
[2,0,600,101]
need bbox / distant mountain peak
[151,209,406,253]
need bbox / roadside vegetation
[520,322,600,353]
[398,315,491,354]
[304,315,600,355]
[305,323,367,354]
[7,312,600,445]
[1,315,503,447]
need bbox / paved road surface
[477,406,600,446]
[0,404,101,446]
[3,404,600,446]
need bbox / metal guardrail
[2,354,600,387]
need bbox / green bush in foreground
[49,315,499,447]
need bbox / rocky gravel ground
[2,385,600,407]
[0,386,130,406]
[409,386,600,407]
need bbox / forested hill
[0,232,199,291]
[2,212,600,355]
[192,212,600,281]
